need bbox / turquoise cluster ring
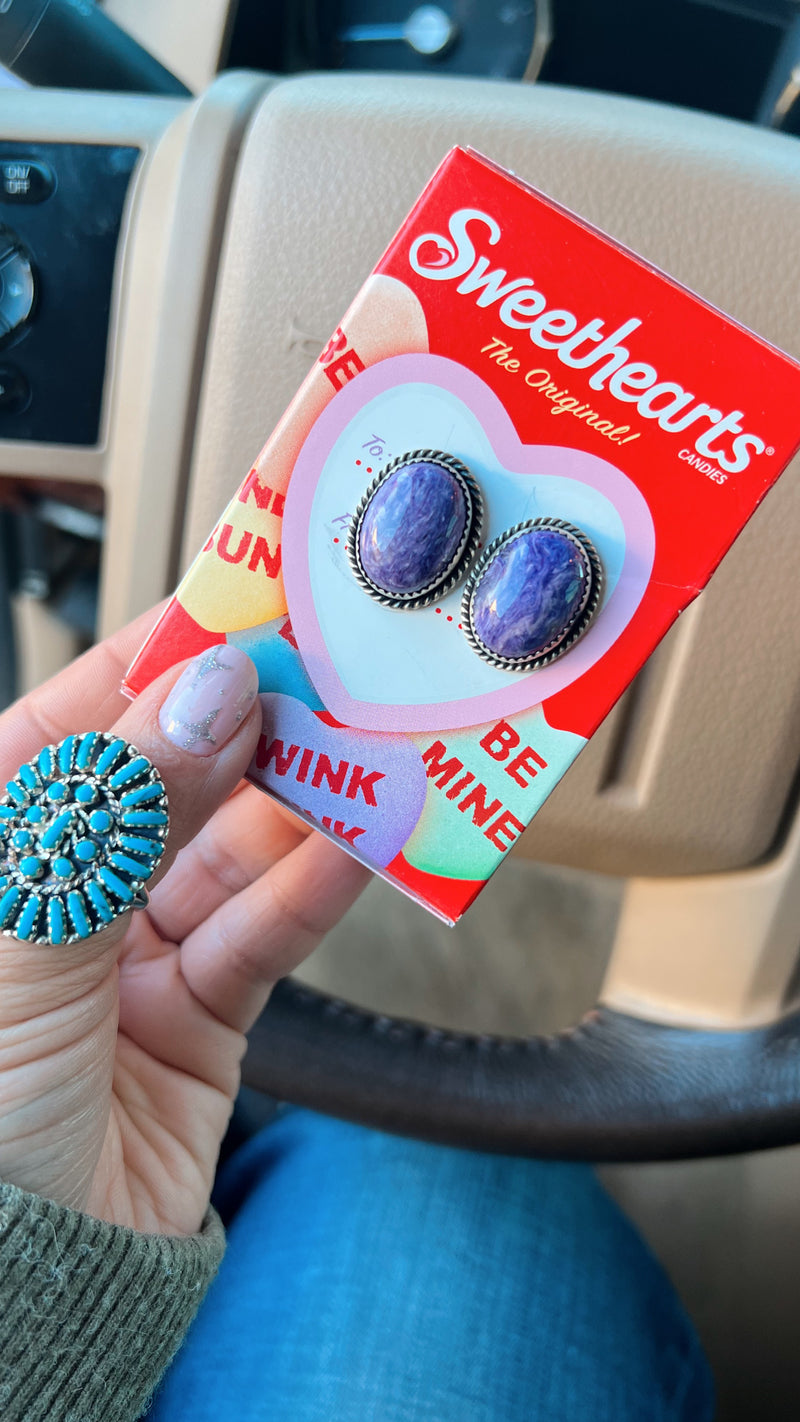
[0,732,168,946]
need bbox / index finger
[0,602,166,782]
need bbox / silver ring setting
[0,732,168,946]
[347,449,484,610]
[461,518,604,673]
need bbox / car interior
[3,1,800,1415]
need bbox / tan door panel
[104,0,234,93]
[100,71,274,632]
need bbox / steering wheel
[4,68,800,1161]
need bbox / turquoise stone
[41,810,75,850]
[67,890,91,938]
[110,756,150,789]
[48,898,66,944]
[58,735,76,772]
[120,833,161,857]
[85,880,114,923]
[122,809,167,827]
[472,527,592,663]
[12,829,32,851]
[75,783,97,804]
[0,885,20,927]
[89,809,113,834]
[120,783,163,808]
[95,738,126,775]
[359,460,468,596]
[53,856,75,878]
[99,866,133,903]
[19,856,43,879]
[75,732,98,770]
[17,893,41,940]
[74,839,98,863]
[109,851,149,879]
[26,806,45,824]
[18,763,38,790]
[46,781,67,802]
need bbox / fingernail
[159,645,259,757]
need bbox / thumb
[0,645,261,975]
[118,642,262,884]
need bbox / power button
[0,159,55,205]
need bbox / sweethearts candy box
[124,147,800,924]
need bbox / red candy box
[125,148,800,923]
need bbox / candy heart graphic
[249,692,428,867]
[282,355,655,734]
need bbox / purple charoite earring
[461,518,604,672]
[347,449,483,609]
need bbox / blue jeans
[148,1108,713,1421]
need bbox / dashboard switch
[0,141,138,444]
[0,159,54,204]
[0,235,34,339]
[0,366,30,413]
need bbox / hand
[0,608,370,1235]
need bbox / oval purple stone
[472,527,591,662]
[358,460,468,597]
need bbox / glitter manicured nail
[159,646,259,756]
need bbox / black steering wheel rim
[242,979,800,1162]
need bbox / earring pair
[347,450,604,674]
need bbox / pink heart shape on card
[282,355,654,734]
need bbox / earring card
[125,147,800,923]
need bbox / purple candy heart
[248,692,428,867]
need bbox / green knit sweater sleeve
[0,1180,226,1422]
